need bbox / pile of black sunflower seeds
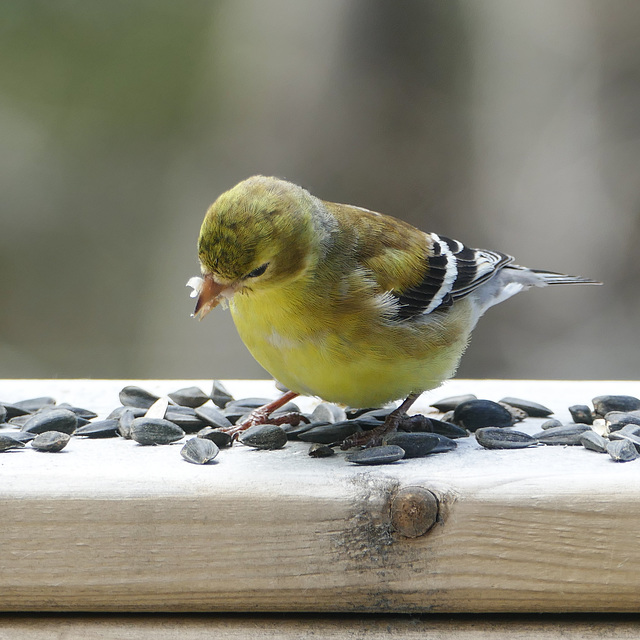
[1,383,639,466]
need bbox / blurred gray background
[1,0,638,381]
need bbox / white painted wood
[0,379,639,613]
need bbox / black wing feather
[394,235,512,321]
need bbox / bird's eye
[245,263,269,278]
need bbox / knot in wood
[390,487,438,538]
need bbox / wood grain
[1,613,640,639]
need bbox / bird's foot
[340,392,422,450]
[219,390,305,440]
[340,411,404,450]
[224,411,309,440]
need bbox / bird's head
[189,175,324,319]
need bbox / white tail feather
[469,265,601,328]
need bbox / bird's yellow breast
[229,282,473,408]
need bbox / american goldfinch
[189,176,599,447]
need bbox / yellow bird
[189,176,598,447]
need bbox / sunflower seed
[168,387,210,408]
[593,395,640,417]
[75,420,120,438]
[197,427,233,448]
[0,434,26,451]
[429,419,468,439]
[144,397,169,419]
[534,424,591,445]
[619,423,640,437]
[350,416,387,431]
[580,431,608,453]
[540,418,563,430]
[344,406,381,420]
[194,406,232,429]
[430,394,477,412]
[591,419,608,437]
[8,415,32,428]
[296,421,362,444]
[608,430,640,451]
[0,402,31,419]
[164,404,198,415]
[240,424,287,450]
[129,418,185,445]
[308,443,335,458]
[399,416,467,439]
[605,412,640,432]
[430,435,459,453]
[355,408,394,422]
[224,409,251,424]
[568,405,593,425]
[224,397,272,411]
[31,431,70,452]
[21,409,78,435]
[499,403,528,422]
[164,410,206,433]
[607,439,639,462]
[14,397,56,413]
[347,445,405,465]
[0,405,6,424]
[453,399,513,431]
[180,437,219,464]
[231,410,265,424]
[440,410,455,423]
[107,406,146,421]
[275,402,301,414]
[281,421,321,439]
[119,386,160,409]
[210,380,234,408]
[499,397,553,417]
[475,427,536,449]
[383,432,442,458]
[310,403,347,423]
[117,409,138,438]
[3,431,35,443]
[57,404,98,420]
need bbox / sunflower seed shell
[607,439,639,462]
[347,445,405,465]
[180,437,219,464]
[31,431,70,452]
[21,409,78,435]
[475,427,536,449]
[129,418,185,445]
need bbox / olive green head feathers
[197,176,321,285]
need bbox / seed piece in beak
[187,274,229,320]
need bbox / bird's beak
[187,274,233,320]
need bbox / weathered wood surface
[1,379,639,613]
[1,613,640,639]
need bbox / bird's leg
[341,392,422,449]
[223,390,306,439]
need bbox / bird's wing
[328,204,512,321]
[391,234,513,320]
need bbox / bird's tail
[510,266,602,287]
[468,265,601,329]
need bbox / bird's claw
[340,431,385,450]
[340,410,407,450]
[219,410,309,441]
